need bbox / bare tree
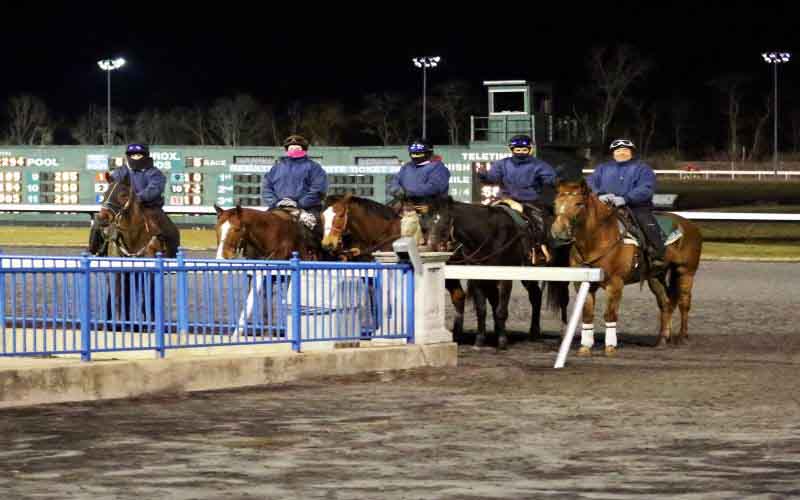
[209,94,259,146]
[670,97,691,158]
[249,104,279,146]
[300,102,347,146]
[627,99,658,158]
[571,106,602,145]
[176,106,212,145]
[6,94,51,144]
[430,81,475,145]
[709,74,750,161]
[588,45,652,145]
[286,101,303,135]
[133,108,165,144]
[791,109,800,153]
[72,105,126,145]
[359,93,401,145]
[748,95,772,160]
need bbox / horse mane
[328,195,396,220]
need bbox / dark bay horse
[551,179,703,355]
[321,194,471,338]
[91,170,180,327]
[214,205,321,261]
[424,197,569,350]
[93,170,180,258]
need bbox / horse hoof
[498,336,509,350]
[576,346,592,357]
[655,338,668,349]
[474,335,486,349]
[604,346,617,357]
[529,327,541,339]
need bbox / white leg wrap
[581,323,595,348]
[605,322,618,347]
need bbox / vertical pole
[405,267,414,344]
[80,252,92,362]
[0,249,5,332]
[773,62,778,175]
[554,281,591,369]
[107,69,112,146]
[422,65,427,140]
[176,248,188,335]
[290,252,302,352]
[154,253,165,359]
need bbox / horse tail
[545,244,571,313]
[667,265,681,306]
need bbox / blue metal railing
[0,251,413,361]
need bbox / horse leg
[603,277,625,356]
[647,276,672,348]
[676,271,695,345]
[522,280,543,339]
[471,282,489,349]
[446,279,466,341]
[494,281,513,350]
[577,283,597,357]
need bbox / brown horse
[321,194,471,339]
[321,194,400,259]
[214,205,319,260]
[95,170,180,258]
[550,179,703,354]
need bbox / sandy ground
[0,251,798,499]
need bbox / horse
[423,196,569,350]
[320,194,472,339]
[214,205,321,261]
[91,169,180,328]
[550,179,703,354]
[93,170,179,258]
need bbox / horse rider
[588,138,666,268]
[261,134,328,239]
[89,143,167,253]
[387,138,451,244]
[476,134,557,263]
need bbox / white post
[376,248,453,345]
[554,281,591,369]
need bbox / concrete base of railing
[0,343,457,408]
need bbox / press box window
[490,90,525,114]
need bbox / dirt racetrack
[0,254,799,499]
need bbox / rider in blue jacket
[478,134,557,261]
[388,139,450,202]
[89,143,167,254]
[588,138,665,267]
[261,134,328,231]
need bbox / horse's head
[321,194,351,252]
[551,179,592,244]
[97,170,134,226]
[215,204,247,259]
[421,197,454,252]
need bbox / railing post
[470,115,475,142]
[290,251,302,352]
[154,252,165,359]
[80,252,92,362]
[554,281,591,369]
[405,267,415,344]
[0,249,5,332]
[176,248,188,335]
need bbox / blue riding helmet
[508,135,533,149]
[408,141,433,154]
[126,143,150,156]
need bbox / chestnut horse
[551,179,703,355]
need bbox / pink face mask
[287,149,307,159]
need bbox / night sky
[2,2,798,140]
